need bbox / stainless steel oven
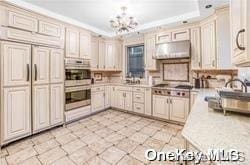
[65,86,91,111]
[65,58,91,111]
[65,58,91,87]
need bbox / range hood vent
[155,40,190,60]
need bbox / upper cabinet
[156,29,189,44]
[144,33,157,71]
[80,30,91,60]
[230,0,250,66]
[201,19,216,69]
[38,20,63,37]
[156,31,171,43]
[91,37,122,71]
[190,27,201,69]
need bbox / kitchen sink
[218,91,250,101]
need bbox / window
[127,45,144,78]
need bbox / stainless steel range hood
[155,40,190,59]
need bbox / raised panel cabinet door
[50,49,64,83]
[156,32,171,43]
[1,41,31,87]
[32,46,50,85]
[8,11,38,32]
[145,88,152,115]
[50,83,64,126]
[38,20,62,37]
[105,86,111,108]
[80,31,91,59]
[145,35,157,70]
[117,91,125,109]
[91,37,99,69]
[190,27,201,69]
[66,27,79,58]
[32,85,50,132]
[98,40,105,69]
[169,97,189,123]
[201,21,216,69]
[124,91,133,111]
[91,92,105,112]
[172,29,190,41]
[110,86,117,107]
[114,41,122,70]
[153,95,169,119]
[230,0,247,65]
[105,42,114,69]
[3,87,31,142]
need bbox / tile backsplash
[238,67,250,81]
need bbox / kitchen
[0,0,249,164]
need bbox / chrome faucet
[225,78,247,93]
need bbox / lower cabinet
[153,95,169,119]
[153,95,189,123]
[169,97,189,123]
[91,91,105,112]
[116,90,133,111]
[104,86,111,108]
[2,87,31,143]
[145,88,152,115]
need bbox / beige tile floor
[0,109,185,165]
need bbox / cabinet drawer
[133,92,144,103]
[156,32,171,43]
[133,87,145,92]
[8,11,38,32]
[133,103,145,114]
[172,29,190,41]
[117,86,132,91]
[91,86,104,92]
[38,20,63,37]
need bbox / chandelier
[110,6,138,33]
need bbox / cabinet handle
[198,62,201,67]
[212,60,215,67]
[170,99,172,104]
[236,29,246,50]
[166,98,169,104]
[27,64,30,81]
[97,64,99,68]
[34,64,38,81]
[103,93,105,97]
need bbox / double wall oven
[65,58,91,111]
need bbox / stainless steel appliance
[65,58,91,87]
[65,58,91,111]
[152,84,192,98]
[155,40,190,59]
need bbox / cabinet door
[50,49,64,83]
[98,40,105,69]
[3,87,31,142]
[169,97,189,123]
[1,41,31,87]
[172,29,190,42]
[105,41,114,70]
[105,86,111,108]
[110,86,117,107]
[38,20,62,37]
[124,91,133,111]
[33,85,50,132]
[153,95,169,119]
[231,0,247,65]
[114,41,122,70]
[201,21,216,69]
[65,27,79,58]
[156,32,171,43]
[32,46,50,85]
[91,37,99,69]
[145,88,152,115]
[8,11,38,32]
[117,91,125,109]
[50,83,64,126]
[91,91,105,112]
[190,27,201,69]
[145,34,157,70]
[80,31,91,59]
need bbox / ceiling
[8,0,229,37]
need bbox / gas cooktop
[153,84,193,90]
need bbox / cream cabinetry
[91,86,105,112]
[230,0,250,66]
[38,20,63,37]
[110,86,118,108]
[65,27,79,58]
[153,95,189,123]
[65,27,91,59]
[145,33,157,70]
[2,87,31,143]
[145,88,152,115]
[105,41,114,70]
[104,86,111,108]
[156,31,171,43]
[190,91,198,109]
[124,91,133,111]
[190,27,201,69]
[50,49,64,83]
[201,20,216,69]
[91,37,99,69]
[80,31,91,60]
[169,97,189,123]
[171,29,190,42]
[50,83,64,126]
[98,39,105,70]
[156,29,189,44]
[153,95,169,119]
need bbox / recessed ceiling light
[205,4,212,9]
[182,21,188,24]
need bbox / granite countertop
[91,83,152,88]
[182,89,250,164]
